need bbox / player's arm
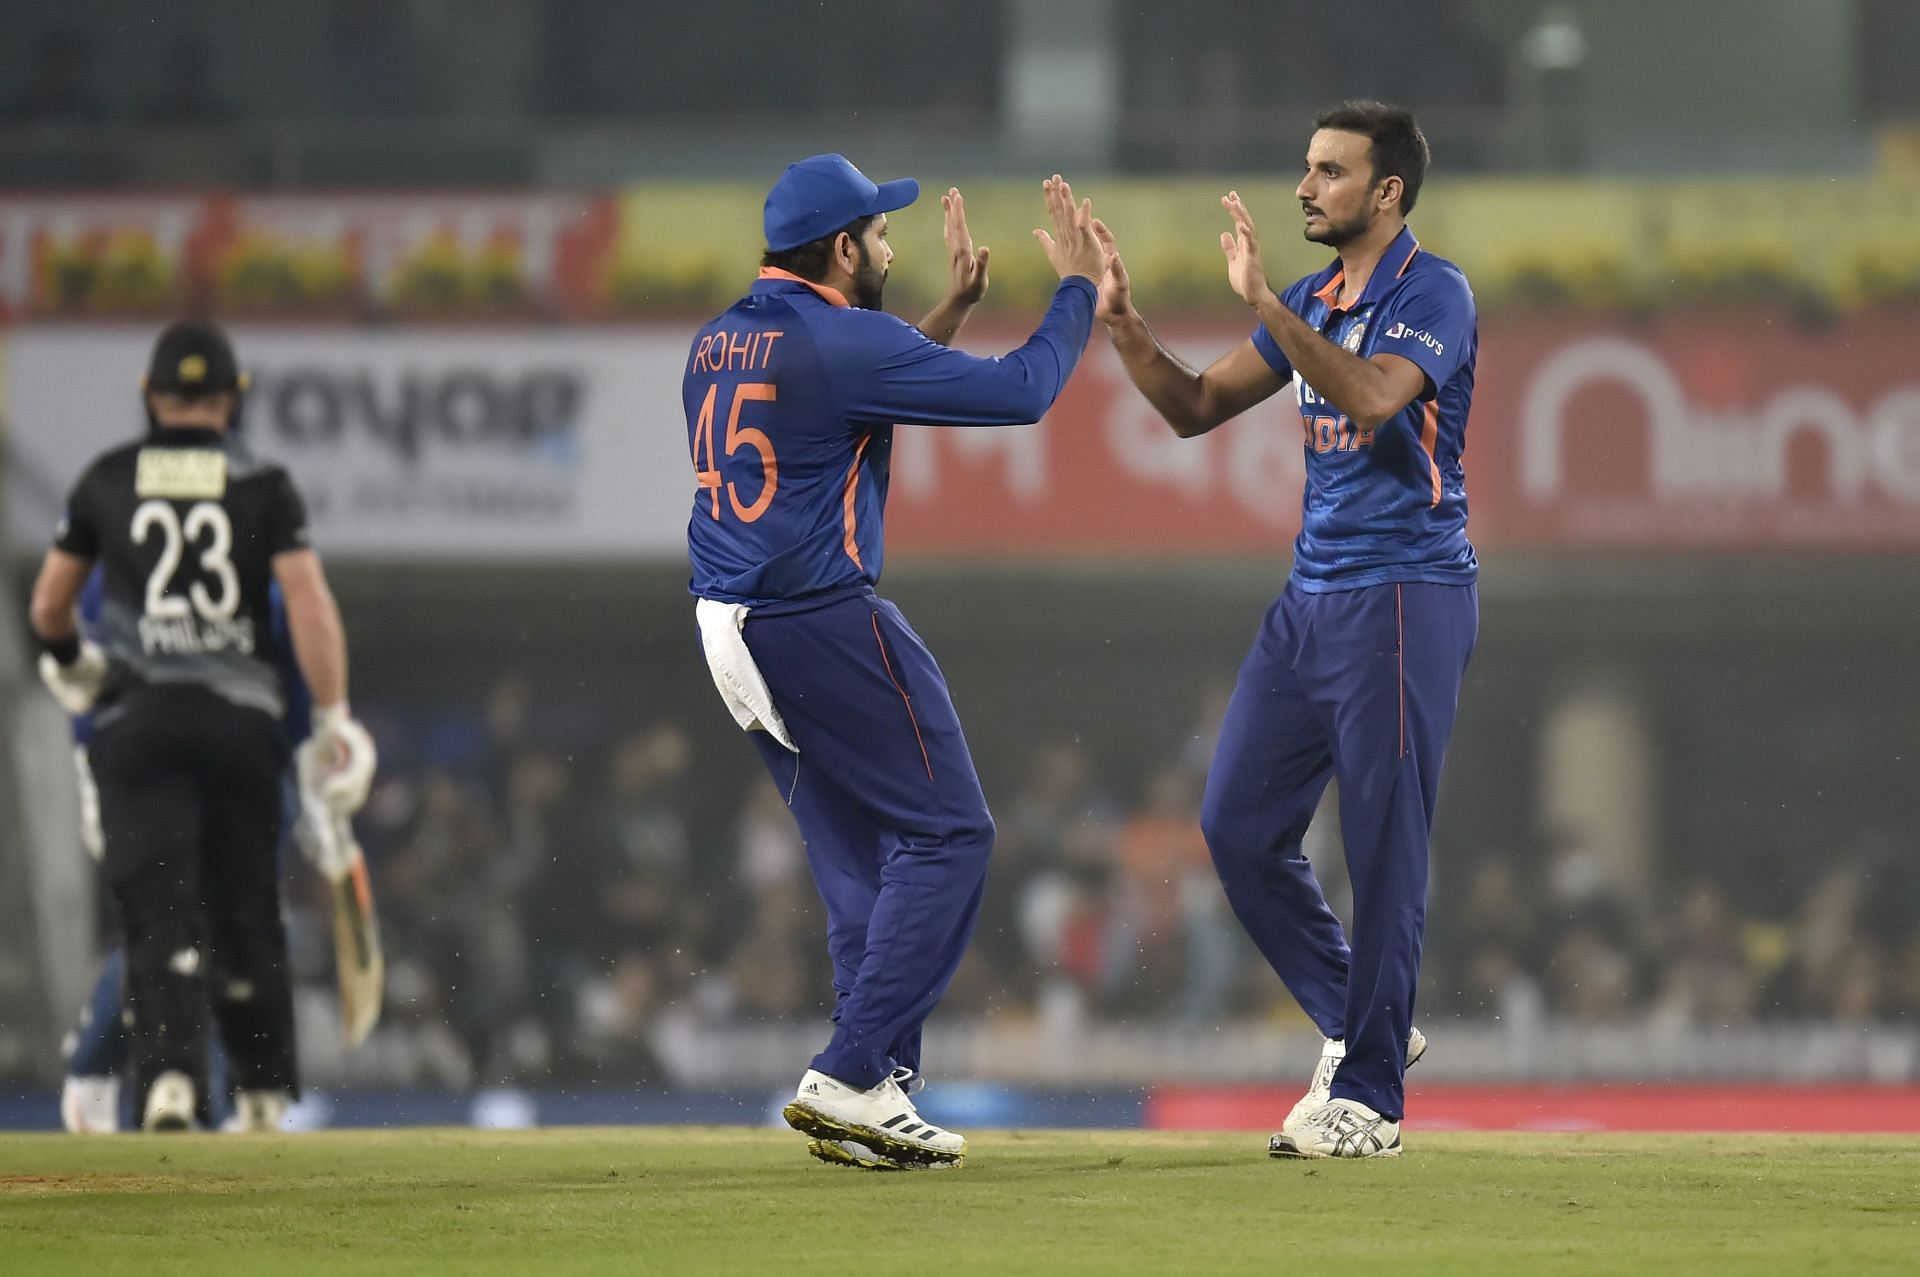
[838,176,1105,426]
[30,475,109,712]
[273,548,346,709]
[28,548,91,650]
[29,547,107,711]
[276,546,376,811]
[916,188,990,347]
[1091,221,1285,438]
[1245,295,1423,430]
[268,472,377,813]
[1222,193,1426,430]
[272,551,383,1039]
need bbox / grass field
[3,1128,1918,1275]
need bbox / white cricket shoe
[142,1070,196,1133]
[1281,1026,1428,1133]
[801,1067,945,1171]
[1270,1098,1402,1159]
[60,1075,121,1134]
[228,1089,290,1133]
[783,1068,966,1168]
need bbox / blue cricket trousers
[1201,579,1476,1121]
[741,586,994,1092]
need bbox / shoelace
[1309,1102,1388,1154]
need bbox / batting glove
[37,641,107,715]
[297,703,378,815]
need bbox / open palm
[1220,191,1272,306]
[942,188,989,305]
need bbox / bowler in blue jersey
[684,155,1109,1169]
[1094,102,1478,1159]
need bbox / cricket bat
[324,810,385,1047]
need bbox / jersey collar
[146,425,229,448]
[1309,224,1421,313]
[755,267,850,308]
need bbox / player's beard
[1303,205,1371,248]
[849,242,887,310]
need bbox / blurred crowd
[270,672,1920,1092]
[1426,833,1920,1037]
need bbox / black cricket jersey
[54,426,310,719]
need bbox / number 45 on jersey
[693,381,778,523]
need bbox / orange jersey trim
[758,266,850,308]
[1315,238,1417,310]
[1420,400,1442,507]
[841,433,871,570]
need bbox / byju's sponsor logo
[1383,322,1444,356]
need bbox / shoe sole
[782,1101,965,1169]
[1268,1132,1402,1160]
[805,1139,905,1171]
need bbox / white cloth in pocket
[695,598,798,753]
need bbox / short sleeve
[53,467,99,558]
[1248,279,1310,381]
[1250,320,1294,381]
[1374,268,1475,399]
[261,468,313,557]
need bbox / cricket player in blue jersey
[1095,102,1477,1158]
[685,155,1108,1169]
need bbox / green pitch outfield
[3,1129,1917,1275]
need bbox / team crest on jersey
[1342,321,1367,353]
[136,448,227,499]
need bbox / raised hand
[1091,218,1131,325]
[941,187,989,306]
[1220,191,1275,307]
[1032,175,1105,283]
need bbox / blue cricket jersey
[685,269,1096,605]
[1250,225,1478,592]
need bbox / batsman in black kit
[27,321,377,1131]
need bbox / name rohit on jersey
[139,615,256,657]
[691,330,784,374]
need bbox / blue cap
[763,154,919,253]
